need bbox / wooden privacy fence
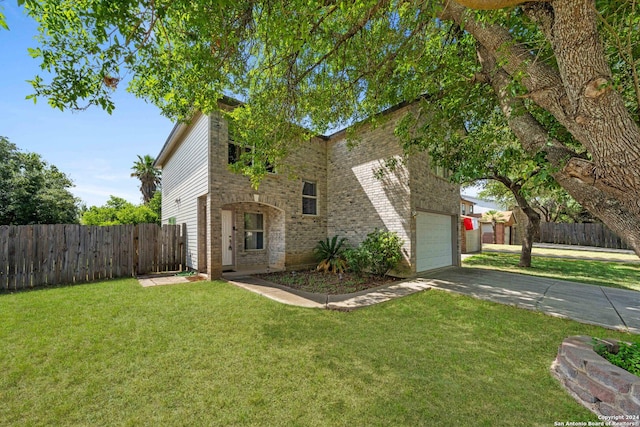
[0,223,186,291]
[539,222,631,250]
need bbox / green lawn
[463,252,640,291]
[482,243,640,263]
[0,279,633,426]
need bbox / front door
[221,210,234,268]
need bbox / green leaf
[27,47,41,58]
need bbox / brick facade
[208,113,327,276]
[158,102,461,279]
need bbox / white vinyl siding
[160,114,210,270]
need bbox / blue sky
[0,4,175,207]
[1,4,482,210]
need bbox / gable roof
[155,95,427,168]
[480,210,517,227]
[154,96,242,168]
[460,197,475,205]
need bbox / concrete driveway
[418,267,640,334]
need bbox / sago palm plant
[314,235,348,274]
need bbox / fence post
[0,226,8,290]
[133,224,140,276]
[181,223,187,272]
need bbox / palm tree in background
[131,155,161,204]
[482,210,505,245]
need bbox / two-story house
[155,100,461,279]
[461,197,475,216]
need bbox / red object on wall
[463,217,473,231]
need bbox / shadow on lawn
[463,253,640,291]
[257,290,610,424]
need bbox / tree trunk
[518,207,540,268]
[440,2,640,257]
[493,177,541,268]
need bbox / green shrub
[81,195,159,225]
[314,235,348,274]
[343,247,371,277]
[594,339,640,377]
[361,230,403,276]
[346,230,403,277]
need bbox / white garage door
[416,212,453,272]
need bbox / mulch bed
[255,270,399,295]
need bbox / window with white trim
[302,181,317,215]
[244,213,264,250]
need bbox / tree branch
[439,2,570,122]
[453,0,549,10]
[476,44,638,220]
[294,0,391,86]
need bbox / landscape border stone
[551,335,640,418]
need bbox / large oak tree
[14,0,640,254]
[0,136,80,225]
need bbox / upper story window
[461,203,466,215]
[228,123,275,173]
[228,143,248,165]
[244,213,264,250]
[302,181,317,215]
[432,164,451,179]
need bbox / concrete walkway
[223,274,432,310]
[224,267,640,334]
[138,272,207,287]
[418,267,640,334]
[139,264,640,334]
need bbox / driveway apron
[419,267,640,334]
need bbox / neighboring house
[461,215,481,254]
[460,197,475,216]
[155,100,461,279]
[481,211,517,245]
[459,195,506,215]
[460,197,481,253]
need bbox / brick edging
[551,335,640,417]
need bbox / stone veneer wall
[552,335,640,417]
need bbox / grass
[1,278,634,426]
[482,243,640,263]
[463,252,640,291]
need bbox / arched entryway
[220,201,285,273]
